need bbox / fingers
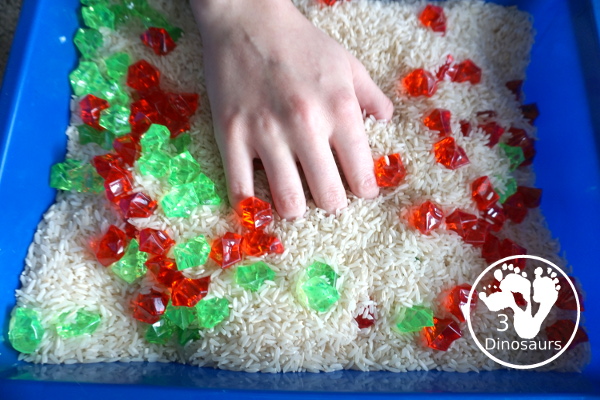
[330,95,380,199]
[349,55,394,121]
[256,145,306,220]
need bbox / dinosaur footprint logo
[478,264,560,339]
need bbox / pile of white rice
[15,0,589,372]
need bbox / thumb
[349,55,394,121]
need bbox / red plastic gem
[521,103,539,124]
[503,192,528,223]
[239,197,273,230]
[131,288,169,324]
[482,234,501,264]
[517,186,542,208]
[445,284,477,323]
[402,69,438,97]
[451,59,481,84]
[471,176,500,211]
[104,169,133,203]
[436,54,454,81]
[374,154,406,187]
[146,256,184,288]
[556,276,585,311]
[113,134,141,166]
[316,0,337,5]
[141,27,176,56]
[242,231,284,257]
[408,201,444,235]
[124,222,139,239]
[463,219,489,247]
[167,93,199,118]
[210,232,244,269]
[433,137,470,170]
[481,203,505,232]
[92,153,126,179]
[138,228,175,256]
[545,320,588,350]
[423,317,462,351]
[92,225,128,267]
[119,192,157,219]
[127,60,161,92]
[460,120,471,137]
[418,4,446,34]
[445,209,478,237]
[478,122,504,148]
[129,98,155,135]
[506,80,523,101]
[424,109,451,136]
[507,128,536,166]
[171,276,211,307]
[499,238,526,270]
[355,309,376,329]
[79,94,109,130]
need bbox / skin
[190,0,393,219]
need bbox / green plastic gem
[164,304,196,330]
[235,261,275,292]
[499,143,525,171]
[74,28,103,59]
[8,307,44,354]
[171,133,191,153]
[50,160,103,193]
[161,183,200,218]
[174,235,210,270]
[191,174,221,206]
[301,276,340,313]
[196,298,230,329]
[395,305,434,333]
[50,159,82,191]
[99,104,131,136]
[177,327,201,346]
[99,80,130,106]
[69,61,105,96]
[81,0,109,5]
[137,8,182,41]
[306,261,338,287]
[55,309,101,338]
[109,4,134,26]
[123,0,150,12]
[82,5,115,30]
[497,177,518,204]
[78,124,114,149]
[104,52,131,81]
[138,150,170,178]
[146,318,174,345]
[77,163,105,193]
[168,151,201,186]
[140,124,170,154]
[111,239,148,283]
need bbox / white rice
[15,0,589,372]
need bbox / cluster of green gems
[147,298,230,345]
[9,307,101,354]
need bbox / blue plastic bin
[1,0,599,398]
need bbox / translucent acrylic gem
[92,153,126,179]
[118,192,157,218]
[196,297,230,329]
[78,124,113,149]
[462,219,489,247]
[138,150,171,178]
[8,307,44,354]
[209,232,243,269]
[545,320,588,350]
[235,261,276,292]
[307,261,338,287]
[433,137,470,170]
[178,328,201,346]
[374,153,406,187]
[171,133,191,153]
[111,239,148,283]
[478,122,504,148]
[301,276,340,313]
[69,60,105,96]
[507,128,536,166]
[174,235,211,270]
[506,80,523,101]
[131,288,169,324]
[451,59,481,84]
[160,182,200,218]
[482,234,501,264]
[445,209,478,237]
[436,54,455,81]
[140,124,170,153]
[239,196,273,230]
[80,94,109,131]
[460,121,471,136]
[395,305,434,333]
[55,309,101,338]
[171,277,211,307]
[556,276,585,311]
[241,231,284,257]
[355,309,376,329]
[103,168,133,203]
[99,104,131,136]
[497,178,517,204]
[517,186,542,208]
[499,238,527,270]
[74,28,103,59]
[192,173,221,205]
[499,143,525,171]
[423,317,462,351]
[146,318,174,344]
[92,225,128,267]
[164,303,196,330]
[402,69,438,97]
[424,109,451,136]
[503,192,528,223]
[408,201,444,235]
[168,151,201,186]
[82,4,115,30]
[418,4,446,34]
[113,134,141,166]
[445,284,477,323]
[50,159,104,193]
[139,228,175,256]
[521,103,540,124]
[127,59,161,92]
[105,52,131,81]
[145,256,183,288]
[471,176,500,211]
[141,27,177,55]
[481,203,505,232]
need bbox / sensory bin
[8,0,590,373]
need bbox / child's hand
[192,0,393,219]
